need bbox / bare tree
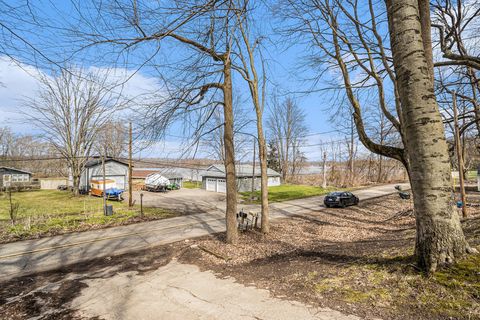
[281,0,475,271]
[4,0,273,242]
[230,0,271,233]
[201,97,251,162]
[432,0,480,70]
[0,127,14,161]
[24,69,121,195]
[95,121,129,159]
[266,96,308,182]
[281,0,408,171]
[67,1,242,243]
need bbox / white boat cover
[145,173,170,188]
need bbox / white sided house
[79,158,130,191]
[202,164,281,193]
[0,167,32,188]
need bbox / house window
[11,174,29,182]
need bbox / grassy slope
[0,190,175,242]
[241,184,338,203]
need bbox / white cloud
[0,57,44,132]
[0,56,164,134]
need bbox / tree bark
[256,120,269,234]
[72,173,80,196]
[71,161,81,197]
[418,0,434,80]
[223,57,238,244]
[386,0,468,272]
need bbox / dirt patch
[178,195,480,320]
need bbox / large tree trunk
[223,58,238,244]
[71,162,81,197]
[72,174,80,197]
[386,0,468,272]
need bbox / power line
[0,155,210,170]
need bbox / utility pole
[453,91,467,218]
[251,137,256,201]
[102,150,107,215]
[128,122,133,208]
[349,114,355,185]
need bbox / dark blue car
[324,191,359,208]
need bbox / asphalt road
[0,183,409,281]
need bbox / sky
[0,1,357,162]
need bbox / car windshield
[328,192,343,196]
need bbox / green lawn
[0,190,175,242]
[467,170,477,180]
[183,181,201,189]
[241,184,339,203]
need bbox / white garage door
[206,178,217,191]
[217,179,226,193]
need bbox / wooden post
[453,91,467,218]
[128,122,133,208]
[140,193,144,218]
[102,151,107,215]
[251,137,256,201]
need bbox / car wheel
[325,204,330,208]
[340,201,346,208]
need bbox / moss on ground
[309,251,480,319]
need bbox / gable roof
[133,168,184,179]
[0,166,32,175]
[84,158,129,168]
[205,164,280,178]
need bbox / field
[0,189,175,243]
[241,184,338,203]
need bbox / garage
[206,178,217,191]
[205,178,226,193]
[202,164,281,193]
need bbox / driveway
[71,260,361,320]
[130,188,227,214]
